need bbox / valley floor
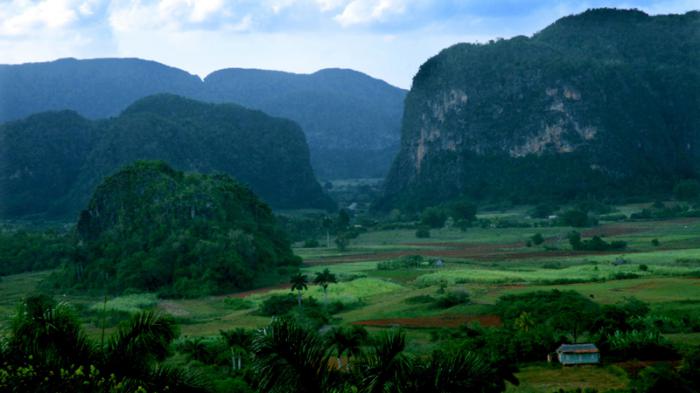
[2,209,700,392]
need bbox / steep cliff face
[0,94,334,219]
[379,9,700,210]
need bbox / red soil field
[351,314,502,328]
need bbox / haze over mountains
[379,9,700,210]
[0,94,333,219]
[0,58,406,180]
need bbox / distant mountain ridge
[0,94,333,219]
[378,9,700,210]
[0,58,406,179]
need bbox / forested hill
[69,160,299,296]
[201,68,406,179]
[0,58,406,179]
[0,94,334,219]
[378,9,700,211]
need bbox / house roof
[556,343,599,354]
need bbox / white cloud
[0,0,83,36]
[334,0,406,27]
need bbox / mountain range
[0,94,333,219]
[0,58,406,180]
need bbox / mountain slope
[0,59,406,179]
[201,68,406,178]
[0,94,333,219]
[379,9,700,210]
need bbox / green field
[3,209,700,392]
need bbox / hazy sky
[0,0,697,88]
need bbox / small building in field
[556,343,600,365]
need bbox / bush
[531,233,545,246]
[674,179,700,201]
[259,294,300,316]
[651,239,660,247]
[434,289,470,309]
[415,226,431,238]
[560,209,597,227]
[639,264,649,272]
[303,239,320,248]
[568,232,627,251]
[421,207,447,228]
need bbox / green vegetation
[379,9,700,211]
[0,94,333,220]
[0,58,406,180]
[49,161,299,297]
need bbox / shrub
[303,239,320,248]
[568,232,627,251]
[639,264,649,272]
[434,289,470,309]
[415,226,431,238]
[674,179,700,201]
[560,209,597,227]
[421,207,447,228]
[531,233,545,246]
[651,239,660,247]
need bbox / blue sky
[0,0,696,88]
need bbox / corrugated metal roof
[556,343,599,354]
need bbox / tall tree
[313,268,338,305]
[221,328,252,371]
[290,273,309,308]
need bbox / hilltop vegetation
[0,59,406,179]
[380,9,700,211]
[0,94,333,219]
[48,161,299,297]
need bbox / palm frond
[252,318,336,393]
[105,310,177,377]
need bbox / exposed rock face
[379,9,700,210]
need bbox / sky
[0,0,697,88]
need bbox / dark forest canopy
[0,59,406,179]
[379,9,700,211]
[0,94,334,219]
[51,160,300,297]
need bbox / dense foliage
[0,295,207,392]
[0,94,333,219]
[380,9,700,211]
[49,161,299,297]
[0,230,73,276]
[0,58,406,180]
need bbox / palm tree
[356,330,412,393]
[221,328,252,371]
[252,318,339,393]
[404,349,510,393]
[6,295,209,392]
[290,272,309,308]
[313,268,337,305]
[328,326,367,370]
